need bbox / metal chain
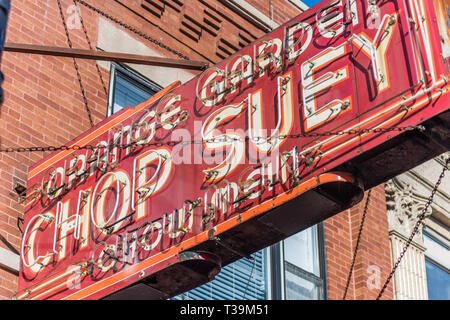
[73,0,191,61]
[243,255,256,299]
[376,155,450,300]
[0,125,424,153]
[342,189,372,300]
[72,0,108,98]
[57,0,95,127]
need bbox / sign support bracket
[3,43,210,71]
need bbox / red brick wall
[244,0,305,24]
[324,185,394,300]
[0,0,108,299]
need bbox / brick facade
[324,186,394,300]
[0,0,393,300]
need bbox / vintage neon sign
[17,0,449,300]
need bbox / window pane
[175,250,267,300]
[111,70,157,114]
[283,225,320,276]
[424,234,450,269]
[285,269,320,300]
[425,259,450,300]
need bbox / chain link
[243,255,256,300]
[0,125,424,153]
[73,0,191,61]
[72,0,108,98]
[57,0,95,128]
[342,189,372,300]
[376,155,450,300]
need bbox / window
[108,64,161,116]
[282,224,326,300]
[175,224,326,300]
[426,260,450,300]
[288,0,321,10]
[301,0,322,7]
[424,230,450,300]
[175,250,267,300]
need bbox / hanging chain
[243,255,256,299]
[342,189,372,300]
[57,0,95,128]
[72,0,108,98]
[376,155,450,300]
[0,125,424,153]
[73,0,191,61]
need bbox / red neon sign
[17,0,449,300]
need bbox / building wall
[243,0,304,24]
[324,186,394,300]
[0,0,106,299]
[385,153,450,300]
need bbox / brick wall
[324,185,394,300]
[244,0,305,24]
[0,0,105,299]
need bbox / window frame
[107,63,162,117]
[423,227,450,272]
[423,227,450,300]
[268,223,327,300]
[175,249,268,300]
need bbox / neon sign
[17,0,449,300]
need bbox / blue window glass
[301,0,323,7]
[175,250,267,300]
[425,259,450,300]
[108,64,160,116]
[424,232,450,300]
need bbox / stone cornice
[388,229,427,252]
